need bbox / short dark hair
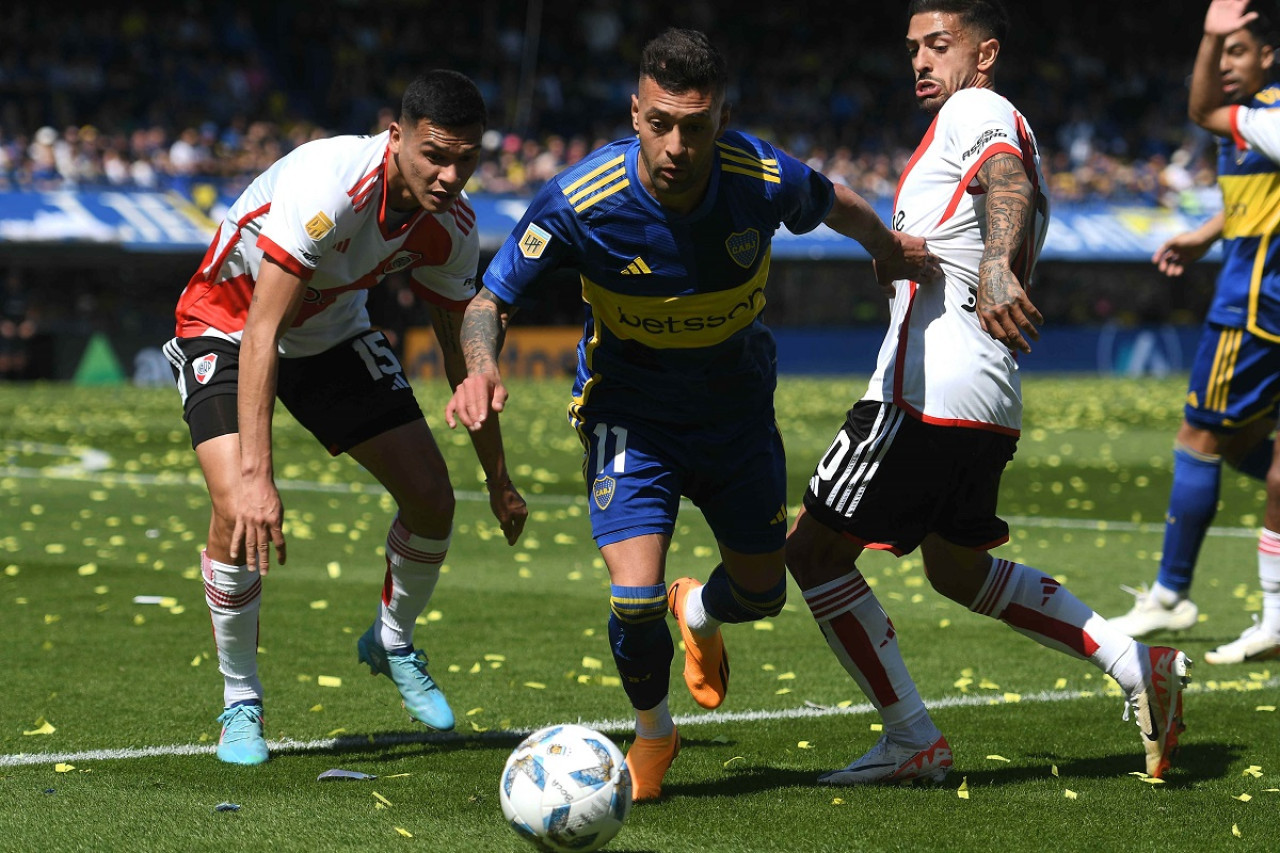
[906,0,1009,43]
[639,28,728,101]
[400,69,487,129]
[1244,2,1279,49]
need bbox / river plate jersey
[1218,84,1280,341]
[484,130,835,425]
[174,131,479,357]
[867,87,1049,435]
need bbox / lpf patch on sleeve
[305,211,336,241]
[518,223,552,259]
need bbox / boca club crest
[193,353,218,385]
[593,475,616,510]
[725,228,760,269]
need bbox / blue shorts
[578,414,788,554]
[1184,322,1280,432]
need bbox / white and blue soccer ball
[499,723,632,852]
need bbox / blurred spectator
[0,2,1232,207]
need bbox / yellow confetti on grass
[1052,765,1059,776]
[797,741,813,749]
[869,723,883,732]
[190,655,202,667]
[317,676,343,688]
[1243,765,1263,778]
[327,562,341,578]
[753,621,774,631]
[831,797,844,805]
[55,763,75,773]
[986,755,1010,762]
[394,827,413,838]
[1054,678,1068,689]
[327,728,347,736]
[1140,777,1165,785]
[775,688,792,695]
[1235,793,1253,802]
[1233,825,1242,838]
[77,563,97,576]
[310,600,328,610]
[468,662,481,674]
[957,777,970,799]
[23,719,55,736]
[722,756,744,768]
[1257,706,1276,712]
[484,654,506,662]
[4,565,17,577]
[372,791,393,808]
[466,707,484,716]
[1064,789,1078,799]
[310,704,323,712]
[776,672,796,681]
[582,656,602,669]
[1002,692,1022,703]
[524,682,546,689]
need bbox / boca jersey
[1218,85,1280,341]
[483,130,836,426]
[174,131,479,357]
[866,87,1049,435]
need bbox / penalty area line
[3,677,1268,768]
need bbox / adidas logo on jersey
[620,257,652,275]
[390,375,410,391]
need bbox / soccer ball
[499,723,632,852]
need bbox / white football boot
[1109,586,1199,637]
[1203,616,1280,665]
[818,734,952,786]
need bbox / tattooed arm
[445,287,515,431]
[435,293,526,544]
[975,151,1043,353]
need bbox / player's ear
[716,101,731,138]
[1262,44,1275,73]
[631,94,641,134]
[388,121,403,154]
[976,37,1000,74]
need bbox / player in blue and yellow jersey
[446,28,939,799]
[1112,0,1280,664]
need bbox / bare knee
[394,484,456,537]
[920,536,991,606]
[785,513,858,588]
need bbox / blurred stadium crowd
[0,1,1229,211]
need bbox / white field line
[0,443,1262,538]
[5,677,1271,768]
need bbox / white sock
[378,516,449,651]
[683,585,722,638]
[1150,581,1183,608]
[803,570,939,747]
[1258,528,1280,634]
[202,550,263,707]
[634,695,674,739]
[970,558,1143,692]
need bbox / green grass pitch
[1,375,1277,852]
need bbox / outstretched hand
[872,232,942,297]
[1205,0,1257,36]
[1152,232,1212,278]
[445,373,508,432]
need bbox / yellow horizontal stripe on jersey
[582,251,772,349]
[573,178,630,213]
[717,140,778,166]
[562,155,626,196]
[1219,172,1280,238]
[722,163,782,184]
[568,166,627,206]
[719,150,780,174]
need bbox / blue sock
[1234,435,1274,481]
[700,563,787,623]
[1155,446,1221,594]
[607,584,672,711]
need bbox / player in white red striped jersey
[164,70,527,765]
[786,0,1190,785]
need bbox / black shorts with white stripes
[165,330,423,455]
[801,401,1017,555]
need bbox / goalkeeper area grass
[0,375,1276,852]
